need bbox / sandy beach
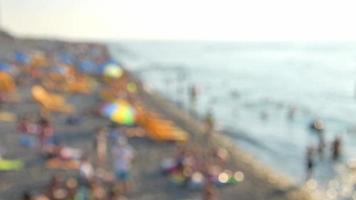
[0,31,316,200]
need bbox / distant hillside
[0,29,15,40]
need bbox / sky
[2,0,356,41]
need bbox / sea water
[109,42,356,198]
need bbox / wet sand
[0,33,316,200]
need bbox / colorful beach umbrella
[102,63,123,78]
[101,100,135,125]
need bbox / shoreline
[132,80,317,199]
[0,31,317,199]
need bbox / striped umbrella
[101,100,135,125]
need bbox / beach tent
[0,72,16,93]
[101,99,136,125]
[31,85,74,113]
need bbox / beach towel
[19,135,36,148]
[46,158,80,170]
[0,111,16,122]
[0,159,24,171]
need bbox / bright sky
[2,0,356,41]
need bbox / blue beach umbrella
[51,65,67,75]
[101,103,118,117]
[100,100,136,125]
[58,52,75,65]
[15,52,30,65]
[78,60,97,74]
[0,63,12,74]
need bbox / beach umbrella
[79,60,97,74]
[15,52,30,65]
[0,63,12,74]
[101,100,135,125]
[57,52,75,65]
[102,63,123,78]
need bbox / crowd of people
[0,43,142,199]
[305,118,343,180]
[0,41,236,200]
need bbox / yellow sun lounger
[0,111,17,122]
[0,72,16,93]
[137,110,188,142]
[31,85,74,113]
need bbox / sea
[109,41,356,199]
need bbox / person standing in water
[189,85,198,115]
[205,110,215,143]
[306,146,315,180]
[331,136,342,161]
[310,118,325,156]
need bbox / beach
[0,31,315,200]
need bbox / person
[37,118,54,150]
[22,191,33,200]
[205,110,214,134]
[309,119,325,133]
[305,146,315,180]
[17,115,37,148]
[94,127,108,167]
[331,136,342,161]
[109,125,124,145]
[288,106,297,120]
[78,156,95,188]
[310,119,325,155]
[111,137,134,195]
[260,111,268,120]
[65,114,82,125]
[46,174,62,200]
[189,85,198,114]
[202,179,217,200]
